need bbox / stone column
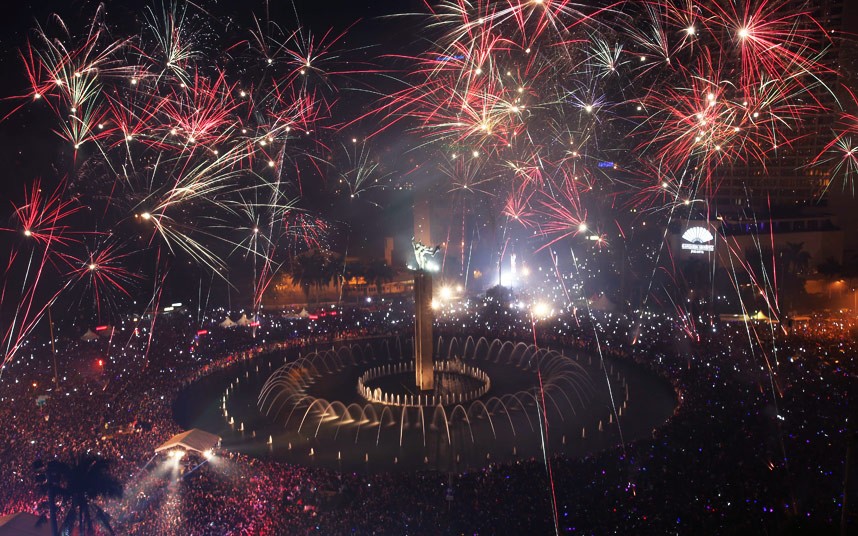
[414,270,434,391]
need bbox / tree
[36,455,123,536]
[817,257,843,279]
[33,459,62,536]
[289,250,329,303]
[365,260,395,295]
[780,242,811,276]
[322,253,345,294]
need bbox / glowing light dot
[171,129,177,135]
[141,212,151,220]
[241,129,247,134]
[352,138,357,143]
[474,68,482,75]
[584,105,593,113]
[578,223,587,232]
[662,182,668,188]
[686,26,696,35]
[130,78,137,85]
[517,87,524,93]
[300,70,306,75]
[472,150,479,158]
[267,58,273,64]
[33,93,41,100]
[89,264,97,270]
[636,106,642,111]
[188,137,195,143]
[268,160,276,167]
[753,112,759,118]
[253,228,259,233]
[738,27,749,39]
[24,229,32,237]
[240,90,246,97]
[715,145,721,151]
[640,56,646,62]
[125,135,132,141]
[98,124,104,129]
[70,107,77,113]
[525,48,531,54]
[707,93,715,101]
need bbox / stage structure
[155,428,221,456]
[412,239,441,391]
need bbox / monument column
[411,238,440,392]
[414,270,434,391]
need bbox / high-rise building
[712,0,852,211]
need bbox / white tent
[0,512,52,536]
[154,428,221,455]
[236,313,252,326]
[219,316,236,328]
[80,329,99,342]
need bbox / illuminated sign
[597,161,615,168]
[435,54,465,62]
[681,226,715,254]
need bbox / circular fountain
[252,335,620,471]
[176,251,675,471]
[174,333,677,472]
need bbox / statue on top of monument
[411,238,441,272]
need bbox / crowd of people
[0,299,854,534]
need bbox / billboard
[681,226,715,254]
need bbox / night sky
[1,0,857,322]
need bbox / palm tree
[37,455,123,536]
[343,261,370,296]
[33,459,62,536]
[780,242,811,276]
[289,251,328,303]
[322,253,345,295]
[818,256,843,279]
[365,260,395,295]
